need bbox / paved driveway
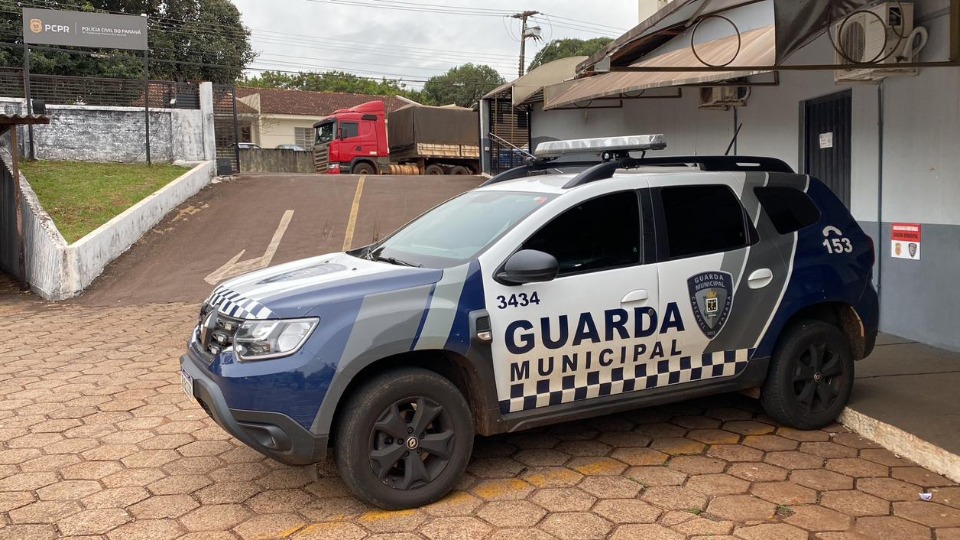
[1,299,959,539]
[76,174,483,306]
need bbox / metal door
[803,91,852,207]
[212,84,240,175]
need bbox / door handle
[621,289,649,304]
[747,268,774,289]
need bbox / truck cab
[313,101,389,175]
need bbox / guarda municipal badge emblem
[908,242,918,258]
[687,271,733,338]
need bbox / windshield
[361,190,555,268]
[315,121,335,144]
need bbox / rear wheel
[352,162,376,175]
[450,166,470,175]
[761,320,854,429]
[424,164,444,175]
[334,368,474,509]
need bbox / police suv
[180,135,879,509]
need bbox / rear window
[754,186,821,235]
[659,185,754,259]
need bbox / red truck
[312,101,480,175]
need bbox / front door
[485,190,663,415]
[804,91,852,207]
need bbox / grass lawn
[19,161,189,244]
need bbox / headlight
[233,318,319,361]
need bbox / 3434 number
[496,292,541,309]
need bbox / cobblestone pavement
[1,300,959,540]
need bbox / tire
[761,320,854,430]
[424,164,444,175]
[352,162,376,175]
[450,166,470,175]
[334,367,474,509]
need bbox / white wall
[258,115,319,149]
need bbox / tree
[420,63,504,108]
[244,70,421,101]
[528,38,613,72]
[0,0,255,83]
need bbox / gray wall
[530,6,960,350]
[239,148,314,174]
[31,105,204,163]
[1,84,216,164]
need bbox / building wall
[0,101,209,163]
[531,9,960,350]
[257,115,320,149]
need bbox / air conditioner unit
[833,2,924,82]
[698,86,750,110]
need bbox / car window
[754,186,821,235]
[341,122,359,139]
[658,185,754,259]
[522,191,641,276]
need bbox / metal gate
[804,90,852,207]
[212,84,240,175]
[488,98,531,175]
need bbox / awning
[581,0,871,71]
[545,25,774,110]
[483,56,587,108]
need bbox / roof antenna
[725,123,743,156]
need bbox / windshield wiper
[374,254,421,267]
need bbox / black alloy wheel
[369,396,454,490]
[334,367,473,509]
[761,320,854,430]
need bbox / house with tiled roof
[237,88,408,149]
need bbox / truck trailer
[312,101,480,175]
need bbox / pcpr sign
[891,223,921,260]
[22,8,148,51]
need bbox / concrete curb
[5,159,215,301]
[841,406,960,483]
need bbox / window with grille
[294,127,313,148]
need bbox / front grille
[195,303,243,357]
[313,144,329,173]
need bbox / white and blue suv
[180,135,879,509]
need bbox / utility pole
[512,10,541,77]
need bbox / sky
[231,0,639,89]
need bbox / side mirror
[497,249,559,285]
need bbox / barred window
[294,127,313,148]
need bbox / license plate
[180,369,195,402]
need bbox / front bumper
[180,353,327,465]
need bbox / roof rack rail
[482,155,795,189]
[561,156,795,189]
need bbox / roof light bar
[534,134,667,159]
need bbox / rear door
[651,178,790,383]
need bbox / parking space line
[342,175,366,251]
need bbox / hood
[206,252,443,320]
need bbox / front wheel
[352,162,376,175]
[334,368,474,509]
[761,320,854,430]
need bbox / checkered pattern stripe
[209,286,274,320]
[499,348,754,414]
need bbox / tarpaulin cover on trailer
[387,104,478,154]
